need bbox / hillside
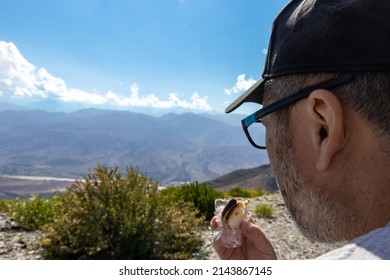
[205,164,278,192]
[0,108,269,185]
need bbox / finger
[240,220,277,259]
[210,216,219,231]
[212,235,227,258]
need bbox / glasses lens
[247,121,266,148]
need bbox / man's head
[226,0,390,242]
[265,71,390,242]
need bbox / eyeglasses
[241,74,353,149]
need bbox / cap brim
[225,78,266,113]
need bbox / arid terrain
[1,192,342,260]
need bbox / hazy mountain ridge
[205,164,278,192]
[0,107,268,185]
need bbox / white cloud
[103,83,211,110]
[0,41,212,111]
[224,74,257,96]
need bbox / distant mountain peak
[0,109,269,185]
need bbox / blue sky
[0,0,289,114]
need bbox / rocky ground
[0,192,343,260]
[0,213,42,259]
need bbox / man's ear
[306,89,346,171]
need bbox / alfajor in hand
[222,198,250,229]
[213,198,250,248]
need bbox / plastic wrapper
[213,198,250,248]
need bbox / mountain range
[0,104,269,185]
[205,164,278,193]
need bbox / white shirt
[317,223,390,260]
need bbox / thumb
[240,220,277,259]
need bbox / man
[212,0,390,260]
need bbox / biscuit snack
[213,198,250,248]
[222,198,250,229]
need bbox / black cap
[226,0,390,113]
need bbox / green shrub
[0,199,10,213]
[153,200,205,259]
[248,188,270,197]
[160,182,224,221]
[40,165,204,260]
[10,195,58,230]
[0,198,20,214]
[253,203,274,219]
[226,187,270,198]
[226,187,253,198]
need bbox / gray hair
[266,71,390,138]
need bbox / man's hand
[210,217,277,260]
